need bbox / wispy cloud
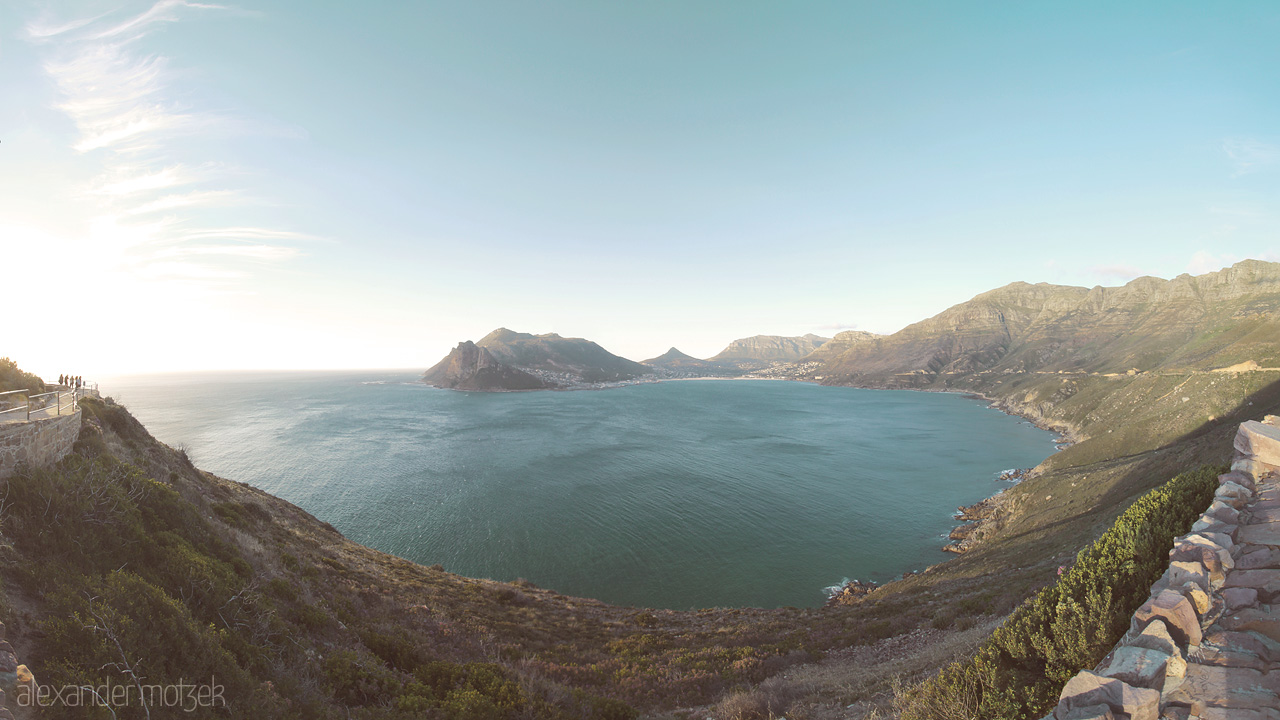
[125,190,241,215]
[816,322,861,331]
[1222,137,1280,177]
[93,165,197,195]
[177,228,317,242]
[26,1,304,294]
[90,0,228,41]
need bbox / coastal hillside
[798,261,1280,478]
[710,334,831,364]
[423,328,652,390]
[801,330,879,363]
[811,260,1280,385]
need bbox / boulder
[1180,534,1236,570]
[1132,590,1201,648]
[1218,478,1254,497]
[1224,586,1259,611]
[1178,582,1212,616]
[1191,514,1238,538]
[1129,619,1180,657]
[1163,664,1280,712]
[1236,421,1280,465]
[1221,608,1280,643]
[1238,547,1278,569]
[1056,704,1114,720]
[1238,521,1280,548]
[1168,561,1212,594]
[1233,456,1280,480]
[1202,629,1280,664]
[1222,569,1280,603]
[1193,531,1236,553]
[1205,499,1241,525]
[1221,471,1257,492]
[1099,645,1175,691]
[1054,671,1160,720]
[1170,543,1225,577]
[1228,456,1280,479]
[1200,709,1280,720]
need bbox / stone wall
[1049,416,1280,720]
[0,411,81,479]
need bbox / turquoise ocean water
[99,371,1056,609]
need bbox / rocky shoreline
[825,389,1073,600]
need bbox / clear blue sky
[3,1,1278,375]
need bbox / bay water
[99,371,1056,609]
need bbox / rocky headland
[421,340,554,391]
[422,328,653,390]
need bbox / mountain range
[424,260,1280,395]
[808,260,1280,387]
[708,333,831,363]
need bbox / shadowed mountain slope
[421,340,552,391]
[475,328,652,383]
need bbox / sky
[2,1,1279,377]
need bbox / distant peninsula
[422,329,841,390]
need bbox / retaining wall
[1049,416,1280,720]
[0,411,82,479]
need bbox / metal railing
[0,385,92,422]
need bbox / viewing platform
[0,384,96,478]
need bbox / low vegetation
[898,465,1220,720]
[0,356,45,394]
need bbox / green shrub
[359,628,424,672]
[901,465,1221,720]
[0,357,45,394]
[322,649,402,706]
[396,661,529,717]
